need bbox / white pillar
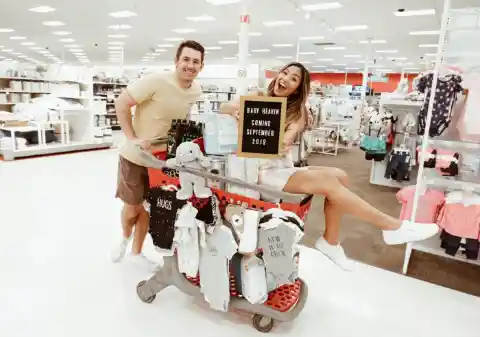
[361,41,372,100]
[237,2,251,96]
[295,38,301,62]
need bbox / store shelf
[0,141,114,161]
[381,100,423,108]
[428,139,480,153]
[0,76,88,85]
[412,234,480,266]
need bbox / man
[111,40,204,269]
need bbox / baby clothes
[199,225,238,312]
[396,186,445,223]
[437,191,480,239]
[417,73,463,137]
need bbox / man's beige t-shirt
[120,71,201,166]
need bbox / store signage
[240,15,250,24]
[237,68,247,78]
[237,96,287,159]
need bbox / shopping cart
[135,149,312,333]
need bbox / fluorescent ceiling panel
[157,44,173,47]
[409,30,439,35]
[299,36,324,41]
[164,37,184,41]
[109,41,125,45]
[109,24,132,30]
[317,58,334,61]
[0,28,15,33]
[205,46,222,50]
[29,6,56,13]
[108,34,128,39]
[109,11,137,18]
[273,44,293,47]
[301,2,342,11]
[324,46,345,50]
[10,36,26,40]
[186,15,216,22]
[344,54,361,58]
[376,50,398,53]
[206,0,241,4]
[237,32,262,36]
[42,21,65,26]
[419,44,438,48]
[299,52,316,55]
[276,56,292,59]
[251,49,270,52]
[59,38,75,42]
[172,28,196,33]
[394,9,435,17]
[52,31,72,36]
[335,25,368,31]
[218,40,238,44]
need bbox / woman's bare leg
[284,167,401,230]
[284,167,439,246]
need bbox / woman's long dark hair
[267,62,311,128]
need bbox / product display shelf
[369,99,422,188]
[403,2,480,274]
[93,81,127,131]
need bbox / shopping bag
[360,126,386,155]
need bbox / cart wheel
[252,314,274,333]
[136,280,156,304]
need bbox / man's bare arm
[115,90,137,141]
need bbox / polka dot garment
[417,73,463,137]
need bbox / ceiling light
[224,57,237,60]
[425,53,437,56]
[164,37,184,41]
[394,9,435,17]
[409,30,439,35]
[108,24,132,30]
[20,42,36,46]
[300,61,312,64]
[205,0,241,4]
[301,2,342,11]
[69,49,83,52]
[205,46,222,50]
[324,46,345,50]
[65,44,81,48]
[108,34,128,39]
[18,55,29,59]
[404,67,420,70]
[359,40,387,44]
[333,63,347,66]
[388,57,408,60]
[59,38,75,42]
[10,36,26,40]
[157,44,173,48]
[1,49,13,53]
[0,28,15,33]
[237,32,262,36]
[346,67,359,70]
[52,31,72,36]
[262,21,294,27]
[312,65,326,68]
[276,56,292,59]
[299,36,324,41]
[108,46,123,50]
[42,21,65,27]
[299,52,316,55]
[317,58,334,61]
[155,49,167,52]
[376,50,398,53]
[186,15,216,22]
[273,44,293,47]
[335,25,368,31]
[108,41,125,45]
[326,69,338,72]
[29,6,56,13]
[109,11,137,18]
[172,28,196,34]
[344,54,361,58]
[37,50,50,54]
[218,40,238,44]
[11,52,22,55]
[251,49,270,52]
[419,44,438,48]
[30,47,42,50]
[151,53,161,56]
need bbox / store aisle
[0,151,479,337]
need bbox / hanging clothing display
[417,73,463,137]
[396,186,445,223]
[437,191,480,240]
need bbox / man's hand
[131,138,151,151]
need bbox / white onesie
[199,225,238,312]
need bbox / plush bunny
[166,142,212,200]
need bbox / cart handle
[136,147,304,202]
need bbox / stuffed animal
[166,142,212,200]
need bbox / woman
[221,62,438,271]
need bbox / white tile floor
[0,149,479,337]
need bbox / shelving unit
[0,71,114,160]
[402,3,480,274]
[93,81,128,131]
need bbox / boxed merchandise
[203,111,238,155]
[225,154,260,199]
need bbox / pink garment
[437,192,480,239]
[397,186,445,223]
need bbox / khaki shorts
[115,156,149,205]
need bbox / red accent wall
[266,71,418,93]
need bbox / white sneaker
[126,253,159,272]
[383,221,439,245]
[315,237,355,271]
[110,237,131,263]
